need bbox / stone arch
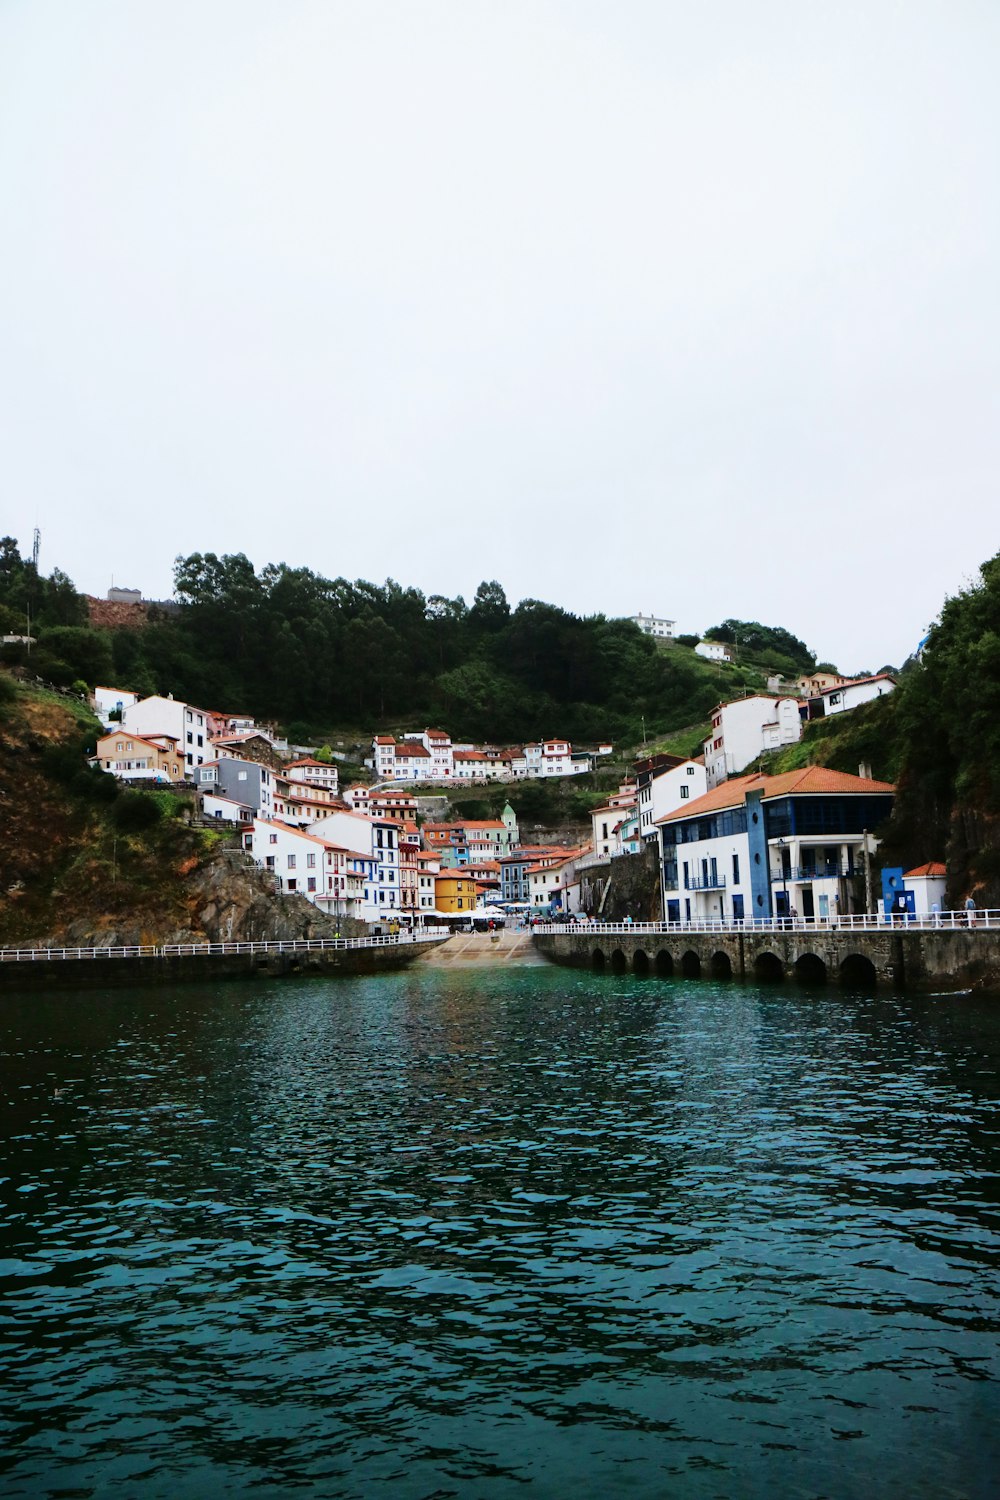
[655,949,674,978]
[794,952,827,986]
[840,952,878,989]
[681,950,701,978]
[592,948,606,973]
[753,950,785,983]
[710,950,732,979]
[610,948,628,975]
[633,949,650,977]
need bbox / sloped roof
[656,766,896,825]
[905,862,946,878]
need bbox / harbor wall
[0,939,442,991]
[534,927,1000,991]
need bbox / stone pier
[533,926,1000,992]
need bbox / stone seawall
[534,927,1000,992]
[0,939,443,991]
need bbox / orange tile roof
[905,862,946,878]
[656,767,895,824]
[374,735,395,745]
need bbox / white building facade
[704,696,802,789]
[658,767,895,925]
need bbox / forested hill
[0,544,818,745]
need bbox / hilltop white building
[631,612,675,639]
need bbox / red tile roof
[905,862,946,878]
[656,767,895,824]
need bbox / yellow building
[96,731,185,783]
[434,872,479,914]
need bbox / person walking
[965,895,977,927]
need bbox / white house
[310,808,400,922]
[638,758,708,842]
[285,758,340,795]
[809,675,896,719]
[631,613,675,639]
[417,851,441,914]
[93,686,139,728]
[704,695,802,789]
[248,817,364,919]
[523,739,583,778]
[418,728,454,779]
[122,695,214,777]
[344,784,371,813]
[904,862,947,915]
[202,792,253,824]
[591,785,638,860]
[657,766,895,924]
[695,641,733,662]
[526,847,590,913]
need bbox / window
[732,853,740,885]
[307,853,316,868]
[186,732,193,744]
[287,879,297,891]
[238,770,247,781]
[680,786,689,799]
[269,833,277,844]
[307,877,316,892]
[687,766,695,775]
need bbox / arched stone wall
[840,952,878,988]
[794,952,827,986]
[754,950,784,983]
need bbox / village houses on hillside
[86,673,903,929]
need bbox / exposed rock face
[50,849,366,949]
[946,804,1000,910]
[580,846,661,922]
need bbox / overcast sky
[2,1,998,671]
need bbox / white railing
[0,930,451,964]
[533,910,1000,937]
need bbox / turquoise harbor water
[2,967,1000,1499]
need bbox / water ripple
[2,970,999,1497]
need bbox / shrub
[111,791,163,832]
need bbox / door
[732,894,744,921]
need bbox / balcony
[684,874,727,891]
[784,864,855,882]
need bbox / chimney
[858,761,872,780]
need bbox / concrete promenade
[532,913,1000,992]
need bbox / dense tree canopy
[0,544,727,742]
[704,618,816,675]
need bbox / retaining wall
[0,939,442,991]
